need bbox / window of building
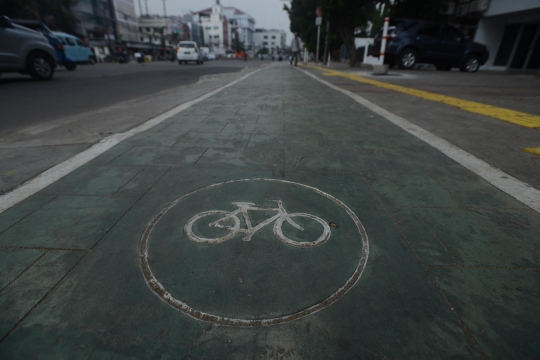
[264,35,268,39]
[146,27,150,32]
[205,26,211,30]
[213,26,219,29]
[263,41,268,45]
[272,36,276,39]
[214,35,219,38]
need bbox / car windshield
[179,43,195,48]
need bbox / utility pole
[323,21,330,65]
[315,6,322,63]
[144,0,149,16]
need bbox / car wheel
[27,52,54,80]
[178,60,182,65]
[460,55,480,73]
[64,61,77,71]
[399,49,418,69]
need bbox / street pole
[323,20,330,66]
[316,23,321,63]
[380,17,389,66]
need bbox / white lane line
[297,67,540,214]
[0,69,261,214]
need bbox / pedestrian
[290,33,302,66]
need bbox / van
[0,15,57,80]
[177,41,203,65]
[53,31,96,64]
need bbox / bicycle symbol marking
[184,200,331,248]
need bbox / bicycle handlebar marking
[184,200,331,248]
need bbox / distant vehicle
[10,18,77,71]
[371,19,489,72]
[177,41,203,65]
[207,52,216,61]
[0,15,57,80]
[52,31,96,64]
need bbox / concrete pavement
[0,64,539,358]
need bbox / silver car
[0,15,57,80]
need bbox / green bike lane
[0,64,539,358]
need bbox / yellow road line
[524,147,540,156]
[304,65,540,129]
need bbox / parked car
[177,41,203,65]
[53,31,96,64]
[371,19,489,72]
[207,52,216,61]
[0,15,57,80]
[10,18,77,70]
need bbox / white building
[193,1,231,55]
[222,6,255,50]
[138,15,187,44]
[254,29,287,53]
[473,0,540,70]
[113,0,139,42]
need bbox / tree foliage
[0,0,79,33]
[231,31,245,52]
[285,0,376,65]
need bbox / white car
[177,41,203,65]
[207,52,216,61]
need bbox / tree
[257,47,269,55]
[231,31,245,52]
[0,0,79,33]
[320,0,376,66]
[285,0,375,65]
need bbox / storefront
[474,0,540,71]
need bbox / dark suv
[371,19,489,72]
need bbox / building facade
[222,7,255,50]
[72,0,139,58]
[473,0,540,70]
[442,0,540,71]
[192,2,231,55]
[254,29,287,53]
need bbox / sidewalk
[1,64,539,358]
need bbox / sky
[137,0,293,44]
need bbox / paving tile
[115,166,170,197]
[110,146,206,167]
[363,172,461,208]
[390,207,460,266]
[0,248,44,290]
[367,149,473,176]
[431,268,540,358]
[194,147,284,170]
[158,122,226,133]
[201,115,258,124]
[124,130,188,146]
[413,208,540,267]
[0,250,84,339]
[174,132,250,149]
[221,123,284,135]
[433,173,530,209]
[0,195,55,234]
[0,196,137,249]
[40,166,142,196]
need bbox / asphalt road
[0,60,262,134]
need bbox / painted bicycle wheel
[274,213,331,248]
[184,211,240,244]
